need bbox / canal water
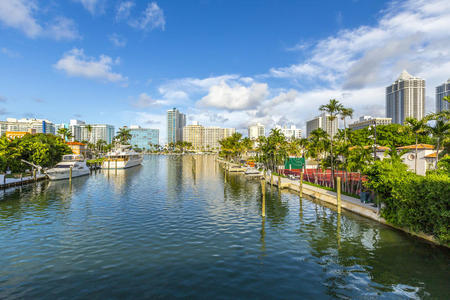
[0,155,448,299]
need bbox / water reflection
[0,155,447,299]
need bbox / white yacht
[46,154,90,180]
[102,145,143,169]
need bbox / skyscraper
[306,113,338,138]
[167,108,186,144]
[183,121,235,151]
[386,70,425,124]
[436,79,450,113]
[248,123,265,140]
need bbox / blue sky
[1,0,449,143]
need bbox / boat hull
[102,157,143,169]
[46,168,90,181]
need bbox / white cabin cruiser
[102,145,143,169]
[46,154,90,180]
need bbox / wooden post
[20,173,23,185]
[33,169,37,181]
[337,176,341,214]
[299,171,303,198]
[108,160,110,170]
[278,174,281,190]
[270,173,273,186]
[261,179,266,217]
[115,160,117,174]
[69,167,73,182]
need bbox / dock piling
[261,179,266,217]
[69,167,73,182]
[299,171,303,198]
[337,177,341,214]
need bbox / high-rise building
[0,118,55,136]
[274,124,302,140]
[79,124,115,144]
[167,108,186,144]
[183,122,235,151]
[248,123,265,140]
[349,116,392,131]
[306,113,338,137]
[128,125,159,150]
[386,70,425,124]
[436,79,450,113]
[69,119,85,142]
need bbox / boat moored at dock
[102,145,143,169]
[46,154,90,180]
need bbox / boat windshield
[55,164,71,168]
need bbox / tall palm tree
[85,125,93,144]
[116,128,132,145]
[57,128,72,141]
[319,99,344,186]
[340,107,354,142]
[427,118,450,168]
[404,117,428,174]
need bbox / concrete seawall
[217,159,446,247]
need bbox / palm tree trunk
[435,139,440,168]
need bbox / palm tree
[340,107,354,142]
[427,118,450,168]
[404,117,428,174]
[116,128,132,145]
[319,99,344,186]
[85,125,93,144]
[57,128,73,141]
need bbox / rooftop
[397,144,434,150]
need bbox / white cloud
[198,81,269,111]
[129,2,165,31]
[74,0,105,15]
[116,1,135,20]
[109,33,127,47]
[1,47,21,58]
[54,48,127,84]
[46,17,80,40]
[0,0,42,37]
[0,0,79,40]
[132,93,167,108]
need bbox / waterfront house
[397,144,435,175]
[67,142,88,157]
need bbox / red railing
[280,168,367,195]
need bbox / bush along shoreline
[364,156,450,245]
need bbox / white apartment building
[274,124,302,140]
[0,118,55,136]
[248,123,265,140]
[183,122,235,151]
[349,116,392,131]
[386,70,425,124]
[306,113,338,137]
[436,79,450,113]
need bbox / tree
[57,127,73,141]
[85,125,93,144]
[340,107,354,142]
[116,128,132,145]
[319,99,344,186]
[405,117,428,174]
[427,117,450,168]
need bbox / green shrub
[365,159,450,243]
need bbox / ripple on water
[0,156,448,299]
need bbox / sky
[0,0,449,143]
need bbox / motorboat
[46,154,90,180]
[102,145,143,169]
